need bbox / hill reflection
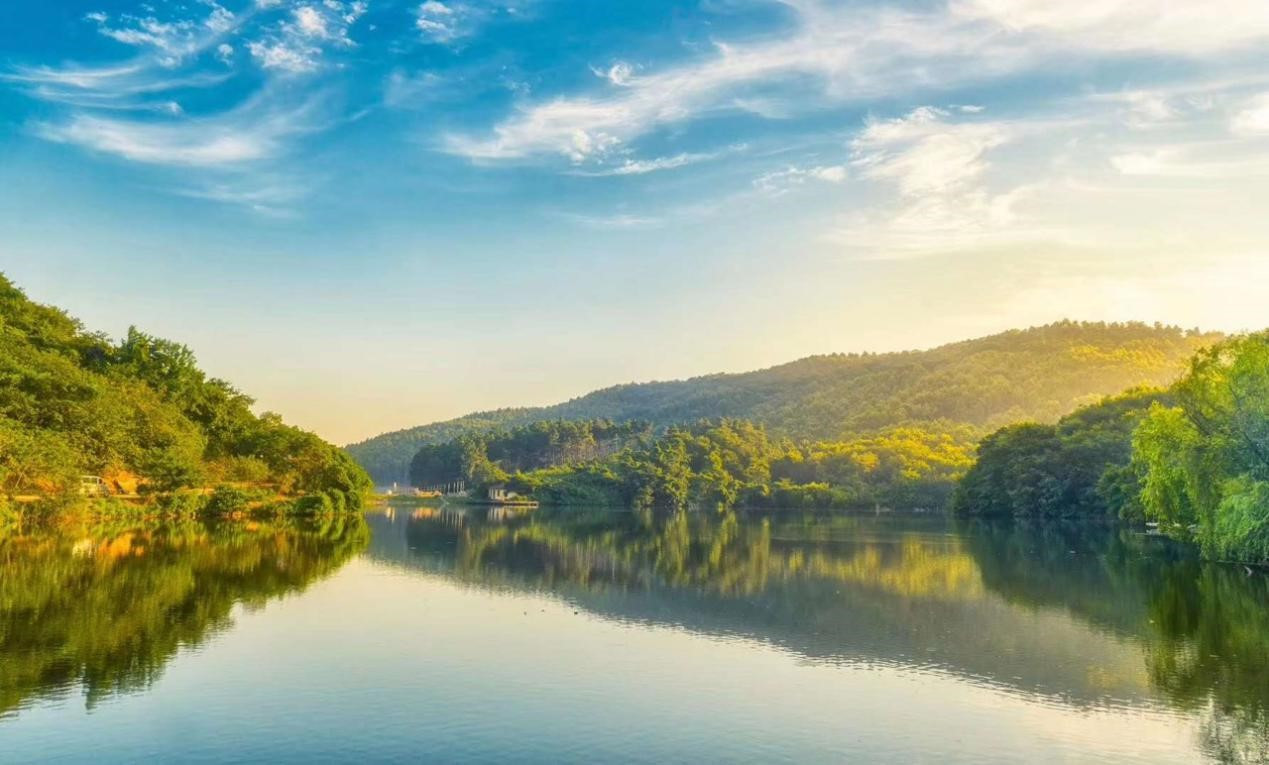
[369,506,1269,764]
[0,515,368,717]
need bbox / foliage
[1135,333,1269,562]
[952,388,1173,519]
[436,419,974,510]
[0,274,371,508]
[350,321,1219,484]
[409,419,652,489]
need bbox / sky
[2,0,1269,444]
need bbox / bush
[204,485,252,516]
[292,493,335,515]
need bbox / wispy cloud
[824,105,1036,257]
[247,1,369,72]
[1231,92,1269,136]
[6,0,373,213]
[557,211,663,229]
[851,106,1006,196]
[173,176,308,216]
[824,79,1269,259]
[415,0,511,45]
[5,64,231,112]
[443,0,1269,164]
[571,150,728,177]
[36,90,328,167]
[85,1,241,68]
[590,61,635,86]
[753,163,847,194]
[951,0,1269,55]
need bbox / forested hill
[0,275,370,505]
[348,322,1222,484]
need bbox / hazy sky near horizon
[3,0,1269,443]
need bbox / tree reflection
[400,508,1269,761]
[412,508,980,600]
[957,518,1269,764]
[0,514,368,717]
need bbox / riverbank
[0,485,375,533]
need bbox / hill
[0,275,371,509]
[348,321,1223,485]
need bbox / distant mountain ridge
[346,321,1223,485]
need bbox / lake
[2,506,1267,764]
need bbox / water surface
[2,507,1267,763]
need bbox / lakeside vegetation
[350,321,1220,485]
[956,332,1269,564]
[412,417,975,511]
[402,329,1268,568]
[950,388,1172,520]
[0,275,372,520]
[410,419,654,489]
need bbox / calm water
[3,507,1268,764]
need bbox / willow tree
[1135,333,1269,562]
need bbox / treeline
[350,321,1220,484]
[417,418,974,510]
[0,275,371,511]
[955,332,1269,564]
[951,388,1171,520]
[409,419,654,488]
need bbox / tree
[1136,333,1269,562]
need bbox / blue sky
[2,0,1269,443]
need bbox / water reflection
[371,507,1269,763]
[0,514,368,718]
[3,505,1267,763]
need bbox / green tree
[1135,333,1269,561]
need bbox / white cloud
[440,2,1016,161]
[575,151,720,176]
[41,116,270,165]
[6,64,145,92]
[205,4,235,34]
[294,6,331,38]
[85,2,239,68]
[417,1,475,44]
[951,0,1269,55]
[851,106,1007,196]
[36,92,323,167]
[754,163,848,193]
[1110,144,1269,178]
[1231,93,1269,135]
[246,0,367,72]
[97,17,197,66]
[4,63,230,108]
[1110,149,1175,175]
[593,62,634,86]
[559,212,662,229]
[443,0,1269,164]
[566,129,620,163]
[248,40,321,72]
[825,106,1031,255]
[10,0,366,215]
[175,177,307,216]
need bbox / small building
[487,484,518,502]
[78,476,110,497]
